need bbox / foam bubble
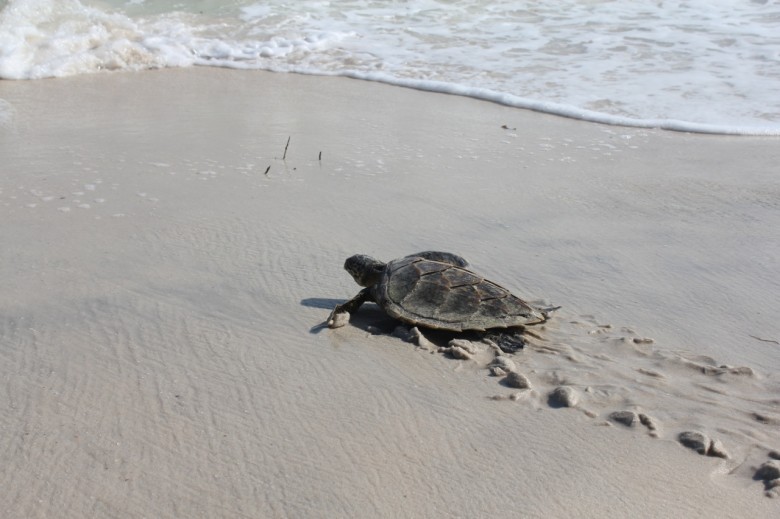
[0,0,217,78]
[0,0,351,79]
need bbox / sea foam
[1,0,779,135]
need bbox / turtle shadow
[301,297,345,310]
[547,396,568,409]
[305,300,460,347]
[333,308,491,349]
[304,298,508,350]
[303,297,354,334]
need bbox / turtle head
[344,254,385,287]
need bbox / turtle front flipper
[327,288,373,328]
[405,251,469,267]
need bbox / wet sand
[1,68,779,517]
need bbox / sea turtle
[327,251,557,352]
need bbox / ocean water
[0,0,779,135]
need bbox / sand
[1,68,779,518]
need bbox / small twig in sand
[750,335,780,345]
[318,151,322,161]
[282,136,291,161]
[264,165,270,175]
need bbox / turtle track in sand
[386,309,780,497]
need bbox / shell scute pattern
[386,262,424,303]
[439,265,481,288]
[329,252,554,352]
[433,285,481,322]
[476,280,508,300]
[400,278,451,312]
[378,256,539,331]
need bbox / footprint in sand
[367,314,777,497]
[432,313,777,497]
[547,386,579,408]
[754,459,780,498]
[677,430,729,459]
[607,410,659,436]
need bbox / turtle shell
[373,255,543,332]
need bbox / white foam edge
[306,70,780,137]
[190,55,780,136]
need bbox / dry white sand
[1,68,779,518]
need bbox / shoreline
[1,68,778,517]
[311,69,780,136]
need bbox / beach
[1,68,779,517]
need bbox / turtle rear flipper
[538,306,562,321]
[483,331,526,353]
